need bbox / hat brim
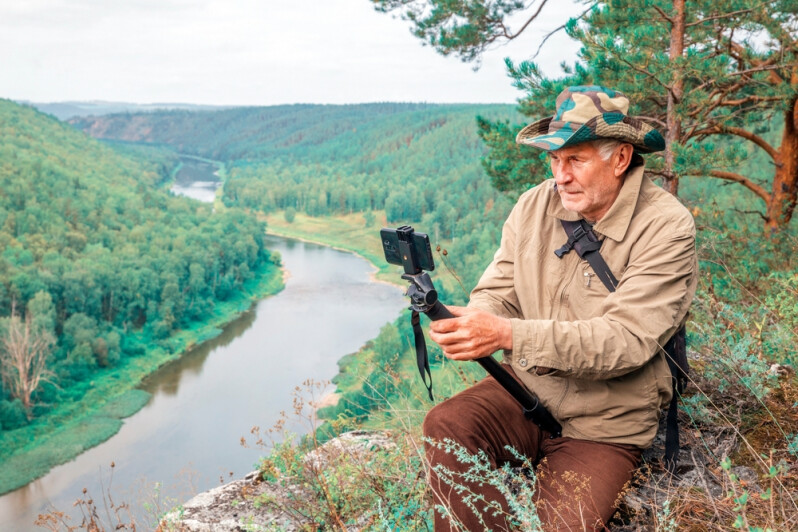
[516,113,665,153]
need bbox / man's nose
[553,163,572,184]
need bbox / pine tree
[374,0,798,233]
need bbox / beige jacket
[469,164,697,448]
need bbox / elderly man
[425,86,697,530]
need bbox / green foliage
[0,399,28,430]
[370,0,536,64]
[426,438,542,530]
[0,99,288,493]
[0,99,280,409]
[259,433,432,530]
[698,322,777,401]
[764,272,798,335]
[692,228,798,369]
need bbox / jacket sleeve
[467,201,523,320]
[509,228,697,380]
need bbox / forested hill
[0,99,279,464]
[71,103,521,291]
[69,103,514,162]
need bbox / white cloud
[0,0,582,105]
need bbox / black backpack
[556,219,689,475]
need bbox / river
[0,158,407,529]
[169,156,222,203]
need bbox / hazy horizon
[1,0,581,107]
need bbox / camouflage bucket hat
[516,85,665,153]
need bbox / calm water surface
[1,229,405,527]
[169,157,221,202]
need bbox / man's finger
[429,327,465,344]
[443,305,471,317]
[429,317,462,333]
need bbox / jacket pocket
[572,363,659,435]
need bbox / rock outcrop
[158,430,396,531]
[161,418,762,531]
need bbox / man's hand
[428,306,512,361]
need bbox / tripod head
[402,271,439,313]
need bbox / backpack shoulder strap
[555,219,618,292]
[664,325,688,475]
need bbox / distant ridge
[69,102,517,161]
[19,100,236,120]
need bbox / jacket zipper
[554,255,582,416]
[557,254,580,310]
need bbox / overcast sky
[0,0,582,105]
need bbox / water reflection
[141,308,258,398]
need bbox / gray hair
[592,139,626,160]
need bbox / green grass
[262,211,402,286]
[95,390,153,419]
[0,416,123,494]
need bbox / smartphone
[380,226,435,274]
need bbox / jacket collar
[546,163,645,242]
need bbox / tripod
[403,270,562,438]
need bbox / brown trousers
[423,368,641,531]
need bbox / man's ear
[614,143,635,176]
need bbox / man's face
[549,142,627,223]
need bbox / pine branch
[588,39,672,94]
[727,62,798,79]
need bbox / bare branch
[684,8,757,28]
[504,0,550,41]
[718,95,783,106]
[731,208,769,222]
[651,5,673,24]
[728,62,798,79]
[691,125,780,161]
[707,170,770,202]
[531,2,597,59]
[636,114,668,129]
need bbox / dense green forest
[0,100,282,490]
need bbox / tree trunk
[0,311,54,419]
[663,0,685,196]
[765,98,798,233]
